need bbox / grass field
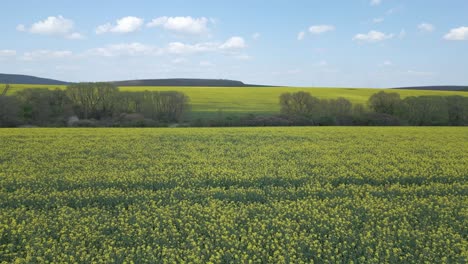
[3,84,467,118]
[0,127,466,263]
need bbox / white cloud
[96,16,144,34]
[370,0,382,6]
[0,50,16,57]
[373,17,384,24]
[147,16,209,34]
[17,16,83,39]
[164,37,248,55]
[95,24,112,34]
[166,38,247,54]
[83,36,247,58]
[418,23,434,32]
[167,42,217,54]
[443,26,468,40]
[21,50,73,61]
[309,25,335,34]
[29,15,73,35]
[353,30,394,42]
[86,43,162,57]
[220,37,246,49]
[297,31,305,40]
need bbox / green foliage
[15,88,72,125]
[4,84,467,119]
[0,96,20,127]
[279,92,354,125]
[368,91,402,115]
[399,96,449,126]
[446,96,468,125]
[0,127,467,263]
[280,91,320,117]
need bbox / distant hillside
[393,86,468,92]
[0,73,68,85]
[112,78,270,87]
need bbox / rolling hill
[0,73,68,85]
[393,86,468,92]
[112,78,270,87]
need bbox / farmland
[0,127,467,263]
[3,84,468,118]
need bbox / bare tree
[66,83,118,119]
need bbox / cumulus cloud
[443,26,468,40]
[297,31,305,40]
[418,23,434,32]
[96,16,144,34]
[166,37,246,54]
[309,25,335,34]
[21,50,73,61]
[29,16,73,35]
[219,37,246,49]
[86,43,162,57]
[17,16,83,39]
[370,0,382,6]
[147,16,210,34]
[353,30,394,42]
[167,42,218,54]
[84,37,247,57]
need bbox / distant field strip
[0,127,466,262]
[4,84,467,117]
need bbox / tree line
[1,85,466,127]
[0,83,190,127]
[276,91,467,126]
[195,91,467,127]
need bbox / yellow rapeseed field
[0,127,466,263]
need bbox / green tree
[279,92,320,117]
[0,96,20,127]
[446,95,468,126]
[401,96,449,125]
[368,91,402,115]
[15,88,72,125]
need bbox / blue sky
[1,0,467,87]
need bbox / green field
[0,127,466,263]
[4,84,467,118]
